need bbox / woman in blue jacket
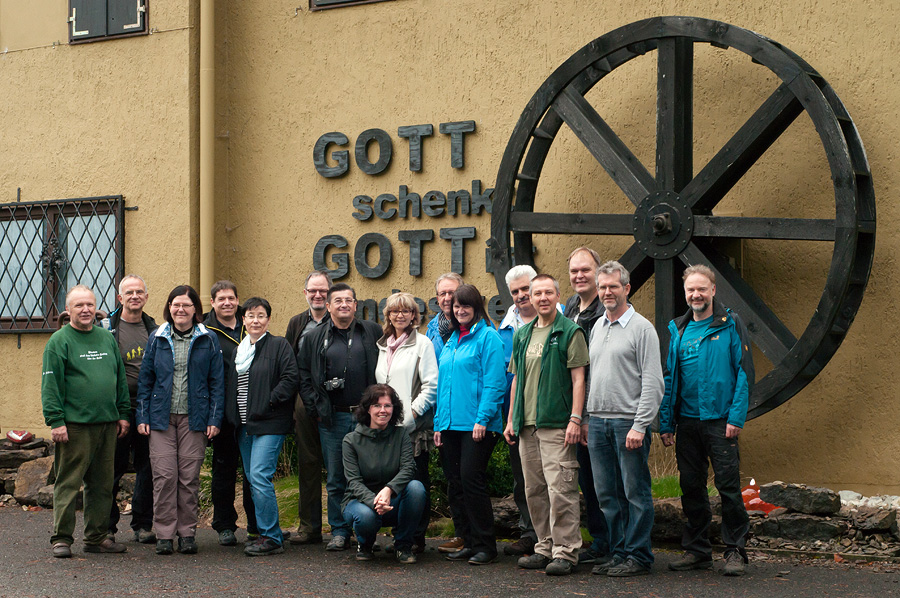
[137,285,225,556]
[434,284,506,565]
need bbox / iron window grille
[310,0,394,11]
[0,195,125,333]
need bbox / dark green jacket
[510,313,585,434]
[341,423,415,511]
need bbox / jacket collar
[377,328,419,349]
[674,299,731,332]
[155,322,211,339]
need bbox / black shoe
[668,551,713,571]
[445,547,475,561]
[578,548,603,565]
[245,537,284,556]
[217,529,237,546]
[517,553,551,570]
[607,557,651,577]
[545,558,575,576]
[396,549,417,564]
[356,543,375,561]
[288,531,323,545]
[504,536,536,556]
[467,551,497,565]
[134,528,157,544]
[591,555,623,575]
[156,539,174,555]
[177,537,198,554]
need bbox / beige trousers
[149,414,207,540]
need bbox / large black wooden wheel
[490,17,875,419]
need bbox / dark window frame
[0,195,125,333]
[310,0,394,11]
[68,0,149,45]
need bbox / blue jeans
[237,429,285,545]
[319,411,356,538]
[588,418,655,568]
[342,480,427,550]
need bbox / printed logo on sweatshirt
[79,350,109,361]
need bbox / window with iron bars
[0,196,124,332]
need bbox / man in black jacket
[202,280,257,546]
[107,274,157,543]
[563,247,610,566]
[297,283,381,551]
[284,270,332,545]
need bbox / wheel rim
[489,17,875,419]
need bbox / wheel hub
[633,191,693,259]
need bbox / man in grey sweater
[585,261,664,578]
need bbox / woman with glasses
[434,284,506,565]
[226,297,299,556]
[342,384,426,564]
[375,292,438,554]
[137,285,224,556]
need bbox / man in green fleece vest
[504,274,588,577]
[41,285,131,558]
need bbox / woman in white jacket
[375,292,438,553]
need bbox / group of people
[40,245,754,578]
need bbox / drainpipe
[199,0,215,308]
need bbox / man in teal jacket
[659,265,754,577]
[504,274,588,576]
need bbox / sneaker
[577,548,603,565]
[356,544,375,561]
[134,528,157,544]
[591,555,623,575]
[517,553,552,570]
[607,557,651,577]
[84,538,127,554]
[722,550,746,576]
[52,542,72,558]
[245,537,284,556]
[545,558,575,576]
[325,535,349,551]
[504,536,536,556]
[177,536,198,554]
[155,539,174,555]
[288,531,323,545]
[437,537,464,553]
[396,549,417,564]
[246,533,260,544]
[668,552,713,571]
[218,529,237,547]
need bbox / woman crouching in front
[228,297,299,556]
[341,384,426,564]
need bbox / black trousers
[439,430,498,555]
[109,411,153,534]
[676,418,749,557]
[211,421,257,534]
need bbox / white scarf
[235,333,265,374]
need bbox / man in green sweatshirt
[41,285,131,558]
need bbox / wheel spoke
[619,243,654,293]
[693,216,836,240]
[509,212,632,235]
[656,37,693,192]
[653,257,683,352]
[682,241,796,364]
[553,86,657,205]
[681,83,804,212]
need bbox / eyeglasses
[329,298,356,306]
[305,289,328,295]
[244,314,269,321]
[170,303,195,311]
[122,290,146,297]
[437,291,454,298]
[390,309,413,316]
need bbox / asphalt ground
[1,507,898,598]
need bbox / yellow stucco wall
[1,0,898,494]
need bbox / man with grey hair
[285,270,333,545]
[42,285,131,558]
[497,264,540,556]
[586,261,664,577]
[425,272,464,360]
[107,274,157,544]
[660,264,753,576]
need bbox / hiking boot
[545,558,575,576]
[577,548,603,565]
[325,535,349,551]
[591,555,623,575]
[156,539,174,555]
[245,537,284,556]
[722,550,746,576]
[288,531,323,545]
[52,542,72,558]
[504,536,536,556]
[84,538,127,554]
[668,551,713,571]
[218,529,237,546]
[517,553,551,570]
[607,557,651,577]
[396,549,417,564]
[437,537,464,553]
[134,528,157,544]
[177,536,198,554]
